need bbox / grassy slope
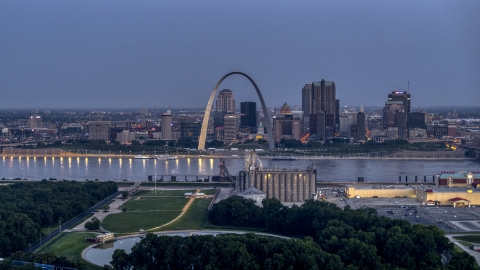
[121,197,188,211]
[102,211,181,233]
[453,235,480,244]
[35,232,101,270]
[158,198,211,231]
[133,189,196,197]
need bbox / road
[25,190,122,253]
[445,234,480,266]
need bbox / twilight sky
[1,1,479,109]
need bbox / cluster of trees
[0,251,84,269]
[84,217,100,230]
[106,233,345,270]
[207,197,475,269]
[0,180,117,253]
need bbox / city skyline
[1,1,479,108]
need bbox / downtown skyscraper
[383,91,411,139]
[302,79,339,140]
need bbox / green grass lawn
[456,240,474,248]
[35,232,102,270]
[122,197,188,211]
[133,189,195,197]
[68,213,94,229]
[41,225,59,236]
[453,235,480,244]
[158,198,211,231]
[200,189,217,195]
[102,211,182,233]
[140,182,233,187]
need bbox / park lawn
[122,197,189,211]
[456,240,474,248]
[158,198,211,231]
[133,190,196,197]
[200,189,217,195]
[41,225,59,236]
[453,235,480,244]
[35,232,101,270]
[102,211,182,233]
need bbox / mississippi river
[0,156,477,183]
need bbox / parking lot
[375,204,480,232]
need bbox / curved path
[146,189,201,232]
[82,229,291,266]
[445,234,480,266]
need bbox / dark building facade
[388,91,411,113]
[240,101,257,133]
[434,125,448,139]
[408,112,426,130]
[180,122,201,141]
[357,111,366,141]
[302,79,337,139]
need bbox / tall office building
[216,89,236,113]
[388,91,411,114]
[161,110,172,140]
[240,101,257,133]
[383,91,412,139]
[88,121,111,141]
[273,103,303,142]
[28,115,42,129]
[302,79,337,139]
[335,99,340,133]
[357,111,366,141]
[223,113,238,143]
[302,84,313,131]
[383,101,404,129]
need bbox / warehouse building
[238,151,316,203]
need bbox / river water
[0,156,477,182]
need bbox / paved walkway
[213,188,232,204]
[72,195,130,231]
[445,234,480,266]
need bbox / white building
[28,115,42,129]
[117,130,135,144]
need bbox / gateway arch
[198,72,275,151]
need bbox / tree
[383,234,415,268]
[85,217,100,230]
[262,198,284,232]
[102,204,110,212]
[447,252,476,270]
[110,249,130,270]
[121,191,129,199]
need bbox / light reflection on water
[0,157,477,182]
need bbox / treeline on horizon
[0,180,118,254]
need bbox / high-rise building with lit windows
[303,79,337,139]
[216,89,236,113]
